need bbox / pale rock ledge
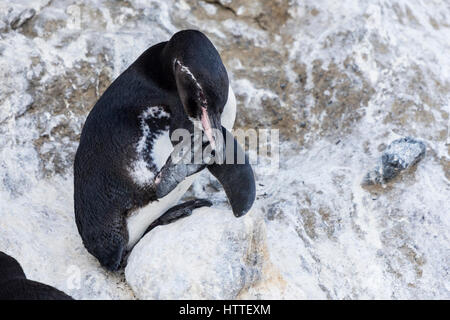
[125,207,301,300]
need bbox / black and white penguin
[74,30,255,271]
[0,251,73,300]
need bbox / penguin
[74,30,256,271]
[0,251,73,300]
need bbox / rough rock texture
[363,137,427,186]
[0,0,449,299]
[126,207,258,300]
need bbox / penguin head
[166,30,229,150]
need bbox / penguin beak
[200,107,221,151]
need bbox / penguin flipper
[207,127,256,217]
[145,199,212,233]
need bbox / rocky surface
[0,0,449,299]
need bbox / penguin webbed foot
[154,160,203,198]
[145,198,212,233]
[155,136,211,198]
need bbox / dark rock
[362,137,426,185]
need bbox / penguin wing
[207,127,256,217]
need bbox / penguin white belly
[126,85,236,249]
[126,173,198,249]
